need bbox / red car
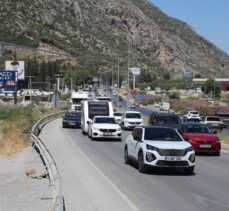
[178,123,221,156]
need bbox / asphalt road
[40,119,229,211]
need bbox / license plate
[165,156,181,161]
[103,132,112,136]
[199,144,211,148]
[69,123,76,126]
[212,124,218,126]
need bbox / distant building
[192,78,229,91]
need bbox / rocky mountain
[0,0,229,79]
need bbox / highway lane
[41,119,229,211]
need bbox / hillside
[0,0,229,79]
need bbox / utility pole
[127,41,130,111]
[26,76,35,89]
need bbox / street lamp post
[127,41,130,111]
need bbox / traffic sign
[54,72,63,78]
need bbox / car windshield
[155,116,180,124]
[190,112,198,115]
[184,125,211,134]
[144,127,183,141]
[126,113,141,119]
[206,117,221,121]
[94,117,116,124]
[114,113,123,117]
[218,114,229,118]
[65,112,80,118]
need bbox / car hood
[93,123,121,129]
[183,133,219,141]
[125,118,143,122]
[145,140,191,149]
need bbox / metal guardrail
[31,112,66,211]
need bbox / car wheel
[124,147,131,165]
[213,152,220,156]
[184,166,194,175]
[138,151,147,173]
[62,125,65,128]
[88,130,91,138]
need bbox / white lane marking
[66,132,139,211]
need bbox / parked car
[113,112,123,124]
[88,116,122,141]
[202,116,224,131]
[183,111,201,122]
[124,126,195,174]
[178,123,221,156]
[62,111,81,128]
[148,111,181,129]
[121,111,144,130]
[216,112,229,128]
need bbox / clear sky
[150,0,229,55]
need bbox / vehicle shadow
[92,138,122,142]
[129,162,196,176]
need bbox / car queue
[61,89,227,175]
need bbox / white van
[81,100,114,134]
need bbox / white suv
[183,111,201,122]
[124,126,195,174]
[121,111,144,130]
[88,116,122,141]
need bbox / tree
[202,79,221,98]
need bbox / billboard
[5,60,25,80]
[129,67,141,76]
[0,71,16,92]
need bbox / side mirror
[87,120,92,125]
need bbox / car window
[155,116,180,124]
[206,117,221,121]
[218,114,229,118]
[132,128,142,140]
[184,125,211,134]
[190,112,199,115]
[144,127,182,141]
[65,112,77,118]
[94,117,116,124]
[126,113,141,119]
[114,113,123,117]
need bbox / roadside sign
[136,94,145,100]
[5,61,25,80]
[0,70,16,92]
[129,67,141,76]
[54,72,63,78]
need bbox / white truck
[71,91,89,111]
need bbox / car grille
[196,140,212,144]
[128,122,141,125]
[100,129,116,132]
[159,149,186,156]
[156,160,189,167]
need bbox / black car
[148,111,181,129]
[62,111,81,128]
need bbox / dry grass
[0,106,60,156]
[0,119,31,156]
[218,132,229,145]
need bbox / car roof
[180,123,207,126]
[94,116,115,118]
[135,125,177,130]
[125,111,141,114]
[150,111,178,116]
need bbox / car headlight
[185,146,194,154]
[117,127,122,131]
[189,154,195,163]
[146,144,161,155]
